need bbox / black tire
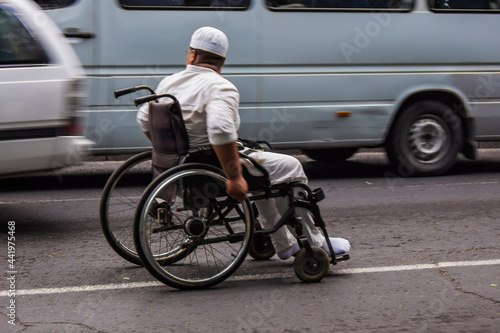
[302,147,358,163]
[134,163,254,290]
[386,100,463,177]
[99,151,152,266]
[293,247,330,283]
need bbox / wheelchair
[100,85,349,290]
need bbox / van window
[430,0,496,10]
[33,0,76,10]
[267,0,413,10]
[0,7,48,65]
[120,0,250,9]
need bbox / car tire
[386,100,463,177]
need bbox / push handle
[134,93,179,107]
[133,95,157,106]
[113,85,155,99]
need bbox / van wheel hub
[408,119,446,162]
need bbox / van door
[38,0,97,69]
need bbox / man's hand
[225,175,248,203]
[212,142,248,202]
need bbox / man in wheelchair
[136,26,350,264]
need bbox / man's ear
[186,49,196,65]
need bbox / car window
[0,6,49,66]
[33,0,76,10]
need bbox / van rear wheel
[386,100,463,177]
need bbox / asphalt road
[1,149,499,332]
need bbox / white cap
[189,26,228,58]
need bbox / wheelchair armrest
[310,188,325,203]
[238,152,270,182]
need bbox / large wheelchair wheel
[134,163,254,290]
[99,151,152,265]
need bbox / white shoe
[323,237,350,255]
[277,243,300,260]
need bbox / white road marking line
[2,259,499,297]
[334,259,500,274]
[0,198,101,205]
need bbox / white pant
[245,150,326,253]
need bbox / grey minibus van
[37,0,500,176]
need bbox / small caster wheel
[293,246,330,283]
[248,233,276,260]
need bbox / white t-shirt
[137,65,240,147]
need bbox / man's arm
[212,141,248,202]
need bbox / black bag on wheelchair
[148,99,189,177]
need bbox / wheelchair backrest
[148,99,189,176]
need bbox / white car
[0,0,93,177]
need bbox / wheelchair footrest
[333,253,350,264]
[309,188,325,203]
